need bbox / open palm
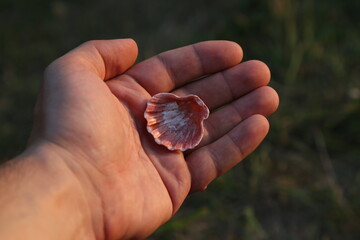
[31,39,278,239]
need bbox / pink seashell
[144,93,209,151]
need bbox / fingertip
[255,114,270,133]
[244,60,271,86]
[117,38,139,63]
[248,114,270,134]
[77,38,139,79]
[256,115,270,145]
[94,38,139,73]
[124,38,138,48]
[253,86,280,116]
[221,40,243,65]
[219,40,243,64]
[267,86,280,114]
[234,114,269,154]
[193,40,244,72]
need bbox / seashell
[144,93,209,151]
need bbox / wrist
[0,141,103,240]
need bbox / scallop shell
[144,93,209,151]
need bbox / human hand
[8,39,279,239]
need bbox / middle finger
[172,60,271,110]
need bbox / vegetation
[1,0,359,239]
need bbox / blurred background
[1,0,359,239]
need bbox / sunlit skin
[0,39,279,240]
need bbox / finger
[46,39,138,80]
[186,114,269,192]
[124,41,243,95]
[196,86,279,149]
[173,60,271,110]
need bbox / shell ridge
[144,93,209,151]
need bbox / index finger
[125,41,243,95]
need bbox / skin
[0,39,279,240]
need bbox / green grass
[1,0,359,239]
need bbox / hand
[1,39,279,240]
